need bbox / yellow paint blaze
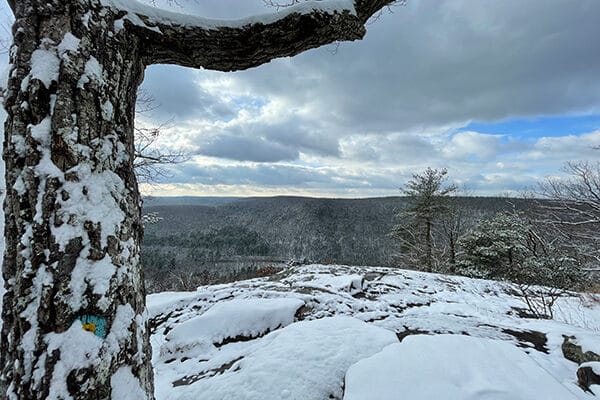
[82,322,96,334]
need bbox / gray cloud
[140,66,235,121]
[341,132,440,163]
[262,120,341,158]
[199,135,299,163]
[204,0,600,133]
[189,118,341,162]
[170,164,331,187]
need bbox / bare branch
[133,90,189,184]
[535,161,600,266]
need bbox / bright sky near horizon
[3,0,600,197]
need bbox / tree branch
[111,0,395,71]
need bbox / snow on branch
[103,0,396,71]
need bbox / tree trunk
[448,230,456,272]
[1,1,153,398]
[425,219,433,272]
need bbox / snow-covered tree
[459,213,531,280]
[393,167,457,271]
[458,212,583,318]
[0,1,397,398]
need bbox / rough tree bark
[0,0,395,398]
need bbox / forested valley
[141,193,598,295]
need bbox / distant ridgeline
[140,196,529,292]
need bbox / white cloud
[443,131,503,161]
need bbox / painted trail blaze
[78,315,107,339]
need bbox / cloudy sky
[9,0,600,197]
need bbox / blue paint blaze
[78,315,107,339]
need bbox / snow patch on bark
[114,18,126,33]
[19,266,53,385]
[92,135,130,169]
[44,323,103,399]
[135,313,149,365]
[10,134,26,158]
[13,175,26,195]
[30,48,60,89]
[29,116,52,146]
[29,116,62,225]
[105,304,136,354]
[82,11,93,28]
[116,13,162,34]
[52,165,126,250]
[101,100,114,121]
[58,33,81,58]
[77,56,104,89]
[68,255,117,311]
[111,366,148,400]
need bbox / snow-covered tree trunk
[0,0,395,398]
[1,1,151,399]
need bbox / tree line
[392,161,600,318]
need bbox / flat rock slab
[159,316,397,400]
[344,334,582,400]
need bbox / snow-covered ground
[149,264,600,400]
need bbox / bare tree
[145,265,211,293]
[537,161,600,267]
[0,6,11,55]
[435,195,483,273]
[134,90,188,185]
[0,0,398,398]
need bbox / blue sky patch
[231,96,268,110]
[460,114,600,139]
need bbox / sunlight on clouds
[140,183,399,198]
[443,131,502,161]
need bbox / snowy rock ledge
[168,298,304,344]
[160,298,304,360]
[296,273,365,295]
[159,317,397,400]
[148,264,600,400]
